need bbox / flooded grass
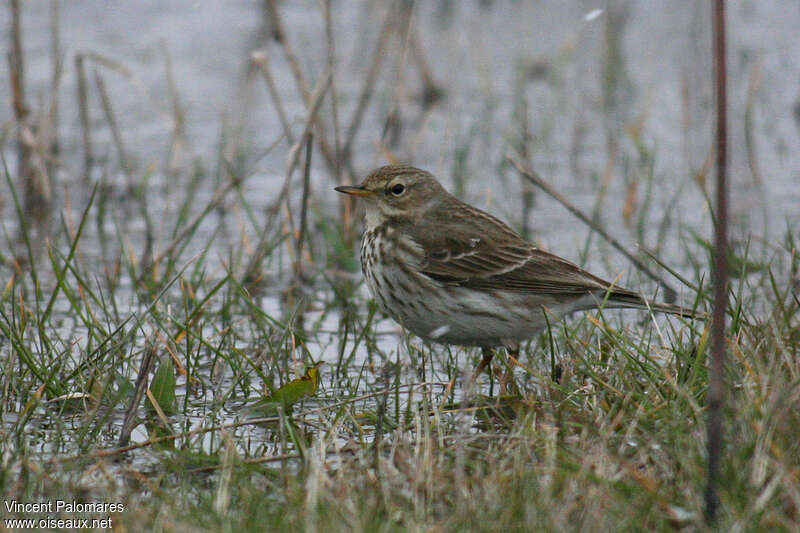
[1,1,799,531]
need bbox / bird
[335,165,698,387]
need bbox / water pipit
[336,165,697,387]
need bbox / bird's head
[335,165,447,226]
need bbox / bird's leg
[500,347,521,396]
[468,347,495,391]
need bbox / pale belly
[360,227,596,349]
[364,253,559,349]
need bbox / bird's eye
[390,183,405,196]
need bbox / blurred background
[2,0,798,283]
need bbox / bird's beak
[334,185,373,197]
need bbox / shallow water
[3,2,796,252]
[1,0,798,464]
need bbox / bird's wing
[423,243,617,296]
[399,203,698,318]
[406,207,619,297]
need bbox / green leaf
[148,355,178,416]
[244,362,322,416]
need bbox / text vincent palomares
[5,499,124,513]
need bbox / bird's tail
[603,288,704,320]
